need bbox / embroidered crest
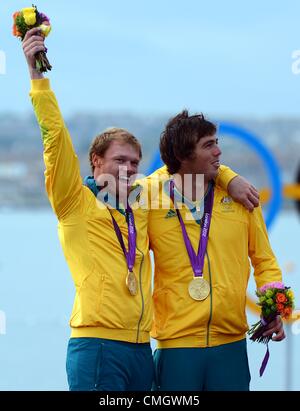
[220,196,234,212]
[221,196,233,204]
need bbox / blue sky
[1,0,300,116]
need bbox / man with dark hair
[149,110,285,391]
[159,110,217,175]
[22,29,260,391]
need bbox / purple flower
[259,281,285,293]
[39,12,50,23]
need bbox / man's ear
[92,153,103,168]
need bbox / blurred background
[0,0,299,390]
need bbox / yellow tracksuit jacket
[30,79,152,343]
[147,168,282,348]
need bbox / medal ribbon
[110,204,136,273]
[170,180,214,278]
[259,317,270,377]
[84,176,137,272]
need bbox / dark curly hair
[159,110,217,174]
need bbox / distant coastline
[0,113,299,208]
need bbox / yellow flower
[287,290,294,299]
[22,7,36,26]
[39,24,52,37]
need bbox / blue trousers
[153,339,251,391]
[66,337,154,391]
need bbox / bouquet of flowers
[248,281,294,375]
[12,5,52,72]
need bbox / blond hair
[89,127,142,173]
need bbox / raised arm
[22,28,83,220]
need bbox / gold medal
[126,271,138,296]
[188,277,210,301]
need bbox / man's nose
[127,161,138,174]
[213,146,222,156]
[119,162,137,175]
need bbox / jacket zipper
[206,251,213,347]
[135,245,145,343]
